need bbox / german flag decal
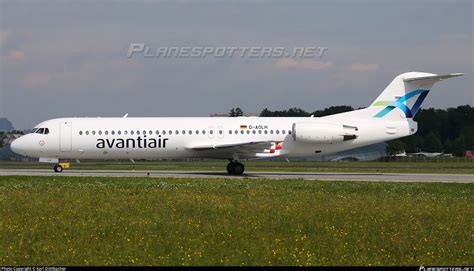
[240,125,248,129]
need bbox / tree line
[229,105,474,156]
[389,105,474,156]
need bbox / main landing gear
[53,164,63,173]
[227,161,245,175]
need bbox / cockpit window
[34,128,50,134]
[31,128,39,134]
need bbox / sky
[0,0,472,129]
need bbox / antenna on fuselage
[123,113,129,118]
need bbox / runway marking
[0,169,473,183]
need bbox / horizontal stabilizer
[403,73,464,83]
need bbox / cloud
[439,33,470,42]
[0,50,26,65]
[344,63,379,72]
[0,29,11,47]
[275,58,333,70]
[7,50,26,61]
[22,74,51,89]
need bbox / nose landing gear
[226,161,245,175]
[53,164,63,173]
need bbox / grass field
[0,176,472,266]
[1,160,474,174]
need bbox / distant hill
[0,118,14,131]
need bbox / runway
[0,169,473,183]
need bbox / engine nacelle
[292,122,357,144]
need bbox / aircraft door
[59,121,72,152]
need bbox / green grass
[0,176,472,266]
[1,160,474,174]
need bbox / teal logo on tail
[373,89,429,118]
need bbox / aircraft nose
[10,137,26,156]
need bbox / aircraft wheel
[227,162,245,175]
[53,164,63,173]
[226,163,234,174]
[233,162,245,175]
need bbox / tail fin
[333,72,463,120]
[370,72,463,119]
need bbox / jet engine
[292,122,357,144]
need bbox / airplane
[10,72,463,174]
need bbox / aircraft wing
[188,141,285,159]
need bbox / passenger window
[182,130,185,135]
[240,130,244,134]
[270,130,274,134]
[175,130,179,135]
[202,130,206,135]
[131,131,134,135]
[276,130,280,134]
[137,131,140,135]
[143,130,147,135]
[86,131,89,135]
[124,131,128,135]
[162,130,166,135]
[229,130,232,134]
[99,131,102,135]
[252,130,256,134]
[156,130,159,135]
[111,131,115,135]
[169,130,172,135]
[105,131,109,135]
[92,131,96,135]
[210,130,213,135]
[189,130,192,135]
[264,130,268,134]
[282,130,286,134]
[289,130,292,134]
[79,131,83,135]
[117,131,121,135]
[149,130,152,135]
[219,130,223,135]
[234,130,238,134]
[195,130,199,135]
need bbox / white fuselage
[10,116,416,161]
[10,71,462,172]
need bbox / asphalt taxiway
[0,169,473,183]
